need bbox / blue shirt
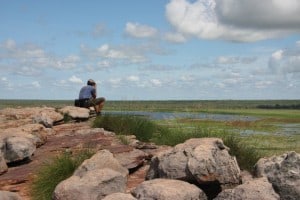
[79,85,96,99]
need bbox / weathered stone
[0,141,8,174]
[53,168,127,200]
[102,193,137,200]
[0,191,22,200]
[4,136,36,163]
[59,106,90,119]
[131,178,207,200]
[0,124,50,147]
[0,107,63,128]
[115,149,147,170]
[74,149,129,178]
[254,151,300,200]
[215,177,280,200]
[146,138,241,188]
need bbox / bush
[31,149,94,200]
[93,114,157,142]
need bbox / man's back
[79,85,95,99]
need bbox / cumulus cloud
[81,43,147,64]
[149,79,162,87]
[31,81,41,88]
[0,39,80,76]
[216,56,257,65]
[166,0,300,42]
[125,22,158,38]
[127,75,140,82]
[269,42,300,74]
[164,32,187,43]
[68,75,83,84]
[216,0,300,29]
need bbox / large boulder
[0,191,22,200]
[102,193,137,200]
[74,149,129,178]
[114,149,148,170]
[146,138,241,188]
[0,141,8,174]
[0,123,50,147]
[53,150,129,200]
[254,151,300,200]
[131,178,207,200]
[3,136,36,163]
[215,177,280,200]
[0,107,63,128]
[59,106,90,120]
[53,168,126,200]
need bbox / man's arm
[91,88,97,99]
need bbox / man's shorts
[75,97,105,108]
[85,97,105,107]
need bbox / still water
[104,111,258,121]
[104,111,300,135]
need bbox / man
[78,79,105,115]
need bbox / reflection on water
[104,111,259,121]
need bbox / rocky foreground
[0,106,299,200]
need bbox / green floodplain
[1,99,300,157]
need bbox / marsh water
[104,111,300,136]
[105,111,259,121]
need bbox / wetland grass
[31,149,94,200]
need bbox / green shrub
[93,114,157,142]
[31,149,94,200]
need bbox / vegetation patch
[93,114,157,142]
[31,149,94,200]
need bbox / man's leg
[95,97,105,114]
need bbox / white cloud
[216,56,257,65]
[127,75,140,82]
[81,42,168,65]
[255,80,273,89]
[149,79,162,87]
[32,81,41,88]
[68,75,83,84]
[125,22,158,38]
[166,0,300,42]
[0,39,80,76]
[269,43,300,74]
[216,0,300,29]
[164,32,187,43]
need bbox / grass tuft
[93,114,157,142]
[31,149,94,200]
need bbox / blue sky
[0,0,299,100]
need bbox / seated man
[77,79,105,115]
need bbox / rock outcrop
[59,106,90,120]
[131,178,207,200]
[102,192,137,200]
[53,150,129,200]
[146,138,241,197]
[215,177,279,200]
[254,151,300,200]
[0,106,299,200]
[0,190,22,200]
